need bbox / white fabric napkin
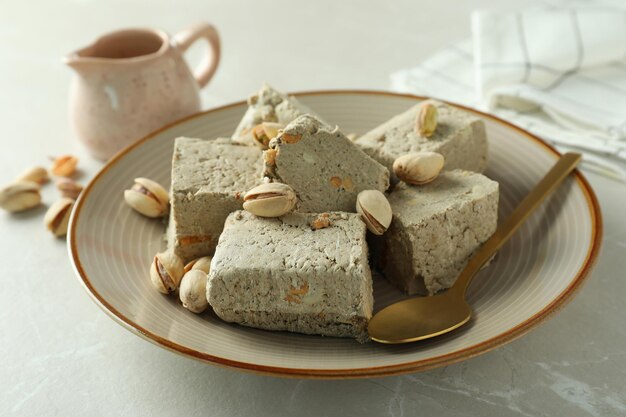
[391,5,626,181]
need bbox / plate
[68,91,602,379]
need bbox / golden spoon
[368,152,582,344]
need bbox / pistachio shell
[16,166,49,184]
[184,256,213,274]
[252,122,284,149]
[356,190,392,235]
[0,181,41,212]
[51,155,78,177]
[124,177,169,218]
[56,178,83,200]
[179,269,209,313]
[150,251,184,294]
[243,182,297,217]
[134,178,169,205]
[393,152,444,185]
[416,101,438,138]
[43,198,74,237]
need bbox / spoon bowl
[369,289,472,343]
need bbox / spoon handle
[451,152,582,296]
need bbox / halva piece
[232,83,325,146]
[265,115,390,212]
[372,170,499,295]
[356,100,488,181]
[167,137,263,262]
[206,211,373,342]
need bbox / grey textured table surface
[1,1,625,416]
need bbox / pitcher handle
[174,22,221,89]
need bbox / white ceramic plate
[69,91,602,379]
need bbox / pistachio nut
[393,151,444,185]
[56,177,83,200]
[150,251,184,294]
[310,213,332,230]
[50,155,78,177]
[16,166,49,185]
[124,177,169,218]
[242,182,297,217]
[0,181,41,212]
[252,122,283,149]
[280,132,302,144]
[263,148,277,166]
[356,190,392,235]
[43,198,74,237]
[184,256,213,274]
[179,269,209,313]
[416,101,438,138]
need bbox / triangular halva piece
[264,115,390,213]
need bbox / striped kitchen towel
[391,5,626,181]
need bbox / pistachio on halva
[251,122,283,149]
[243,182,297,217]
[43,198,74,237]
[179,269,209,313]
[124,177,169,218]
[356,190,392,235]
[150,251,184,294]
[416,101,438,138]
[393,151,444,185]
[0,181,41,212]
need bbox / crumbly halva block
[355,100,488,181]
[372,170,498,295]
[206,211,373,342]
[167,137,263,262]
[232,83,326,146]
[264,115,390,212]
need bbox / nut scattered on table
[393,151,444,185]
[56,178,83,200]
[252,122,283,149]
[0,181,42,212]
[243,182,297,217]
[184,256,212,274]
[179,269,209,313]
[150,251,184,294]
[43,197,74,237]
[50,155,78,177]
[356,190,392,235]
[416,101,438,138]
[16,166,49,185]
[123,177,169,218]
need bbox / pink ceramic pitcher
[65,23,220,160]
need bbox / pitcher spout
[62,41,105,75]
[63,52,86,72]
[63,28,169,75]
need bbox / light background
[1,1,625,416]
